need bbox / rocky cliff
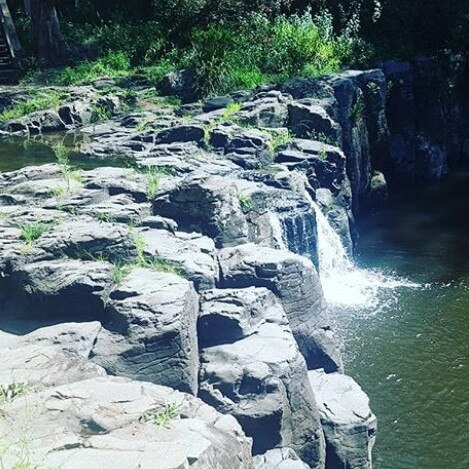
[0,59,465,468]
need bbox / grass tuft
[238,194,253,214]
[140,403,181,428]
[20,222,48,245]
[0,382,29,404]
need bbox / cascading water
[306,195,420,307]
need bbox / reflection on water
[0,133,131,173]
[329,170,469,469]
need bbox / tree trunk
[30,0,63,65]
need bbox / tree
[30,0,64,64]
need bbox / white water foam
[307,196,420,307]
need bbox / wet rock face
[282,70,388,214]
[384,57,469,183]
[154,176,251,248]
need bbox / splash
[308,197,420,307]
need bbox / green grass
[96,212,115,223]
[145,258,186,276]
[91,102,114,123]
[146,168,161,201]
[52,144,83,192]
[222,102,242,120]
[203,102,244,144]
[238,194,253,214]
[108,229,187,284]
[351,97,365,123]
[48,51,132,86]
[133,165,173,202]
[0,90,64,123]
[310,131,337,146]
[20,223,48,245]
[112,262,134,284]
[140,403,181,428]
[0,383,29,404]
[267,129,294,152]
[318,145,328,160]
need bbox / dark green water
[331,170,469,469]
[0,134,130,172]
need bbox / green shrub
[20,9,372,97]
[190,26,233,95]
[146,168,161,201]
[268,129,294,151]
[64,21,167,65]
[112,262,134,284]
[184,11,364,96]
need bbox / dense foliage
[9,0,469,95]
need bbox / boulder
[159,68,199,103]
[384,57,469,182]
[138,227,219,291]
[327,75,371,213]
[198,287,284,347]
[0,376,254,469]
[277,139,352,200]
[288,100,341,144]
[3,259,114,321]
[154,176,250,248]
[309,369,377,469]
[59,99,94,127]
[219,244,342,372]
[154,174,321,261]
[0,321,105,390]
[18,321,102,358]
[155,123,205,145]
[203,95,233,112]
[35,219,136,263]
[210,123,274,170]
[83,166,148,202]
[237,91,290,128]
[80,193,151,225]
[0,344,106,390]
[92,269,199,394]
[198,287,326,468]
[253,448,310,469]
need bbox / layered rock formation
[3,64,447,467]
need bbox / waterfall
[306,193,419,307]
